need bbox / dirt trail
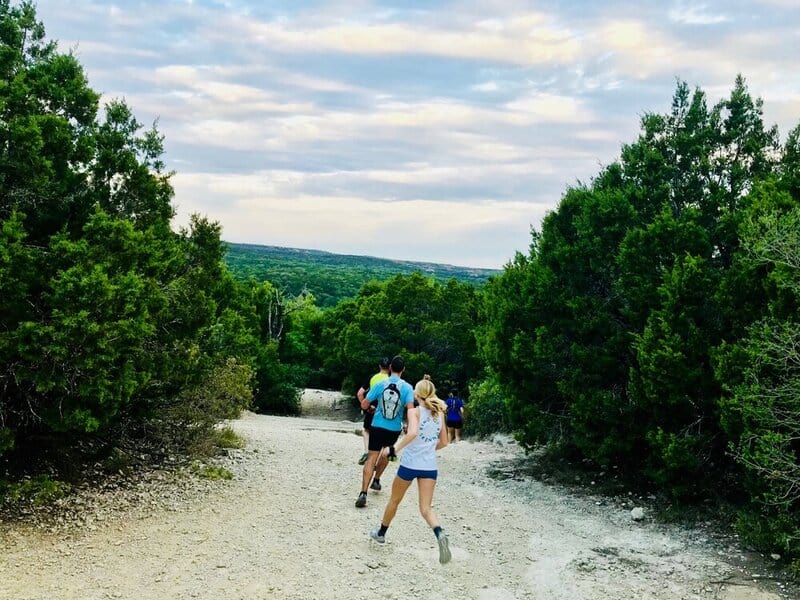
[0,391,792,600]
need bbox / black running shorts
[363,410,374,430]
[446,419,463,430]
[368,427,400,452]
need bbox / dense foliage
[311,272,482,395]
[718,205,800,562]
[480,78,800,563]
[225,243,499,308]
[463,372,511,438]
[0,2,299,488]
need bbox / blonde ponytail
[415,378,447,417]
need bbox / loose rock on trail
[0,390,794,599]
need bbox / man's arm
[366,384,380,403]
[391,403,420,455]
[357,386,370,410]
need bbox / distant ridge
[224,242,501,308]
[229,242,498,273]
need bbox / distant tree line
[224,243,498,308]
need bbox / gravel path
[0,392,793,600]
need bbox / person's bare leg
[419,477,451,563]
[417,477,440,528]
[380,476,412,527]
[374,451,390,479]
[361,451,380,492]
[455,428,461,442]
[447,427,455,443]
[363,429,369,452]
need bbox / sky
[34,0,800,268]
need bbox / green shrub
[718,207,800,564]
[148,357,254,455]
[191,463,233,480]
[252,340,301,415]
[0,475,71,506]
[463,373,511,438]
[214,426,245,449]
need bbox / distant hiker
[445,391,465,442]
[356,357,391,465]
[355,355,415,509]
[368,376,452,564]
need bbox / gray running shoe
[370,478,381,491]
[357,452,368,465]
[355,492,367,508]
[369,527,385,544]
[437,532,451,564]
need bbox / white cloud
[137,90,600,156]
[756,0,800,7]
[232,14,581,66]
[505,93,592,123]
[183,161,556,192]
[596,20,680,79]
[171,171,545,268]
[70,41,159,59]
[472,81,500,92]
[668,3,728,25]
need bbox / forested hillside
[224,243,499,307]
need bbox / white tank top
[400,405,442,471]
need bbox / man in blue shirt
[355,355,416,508]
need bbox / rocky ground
[0,390,796,600]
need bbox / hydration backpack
[381,382,402,421]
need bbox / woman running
[369,376,451,564]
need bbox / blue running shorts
[397,465,438,481]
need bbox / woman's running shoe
[369,527,385,544]
[437,532,451,564]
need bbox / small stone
[770,553,781,561]
[630,507,645,521]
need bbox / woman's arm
[387,404,419,457]
[435,413,449,450]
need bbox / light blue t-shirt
[366,375,414,432]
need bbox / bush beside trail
[0,3,299,505]
[478,78,800,568]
